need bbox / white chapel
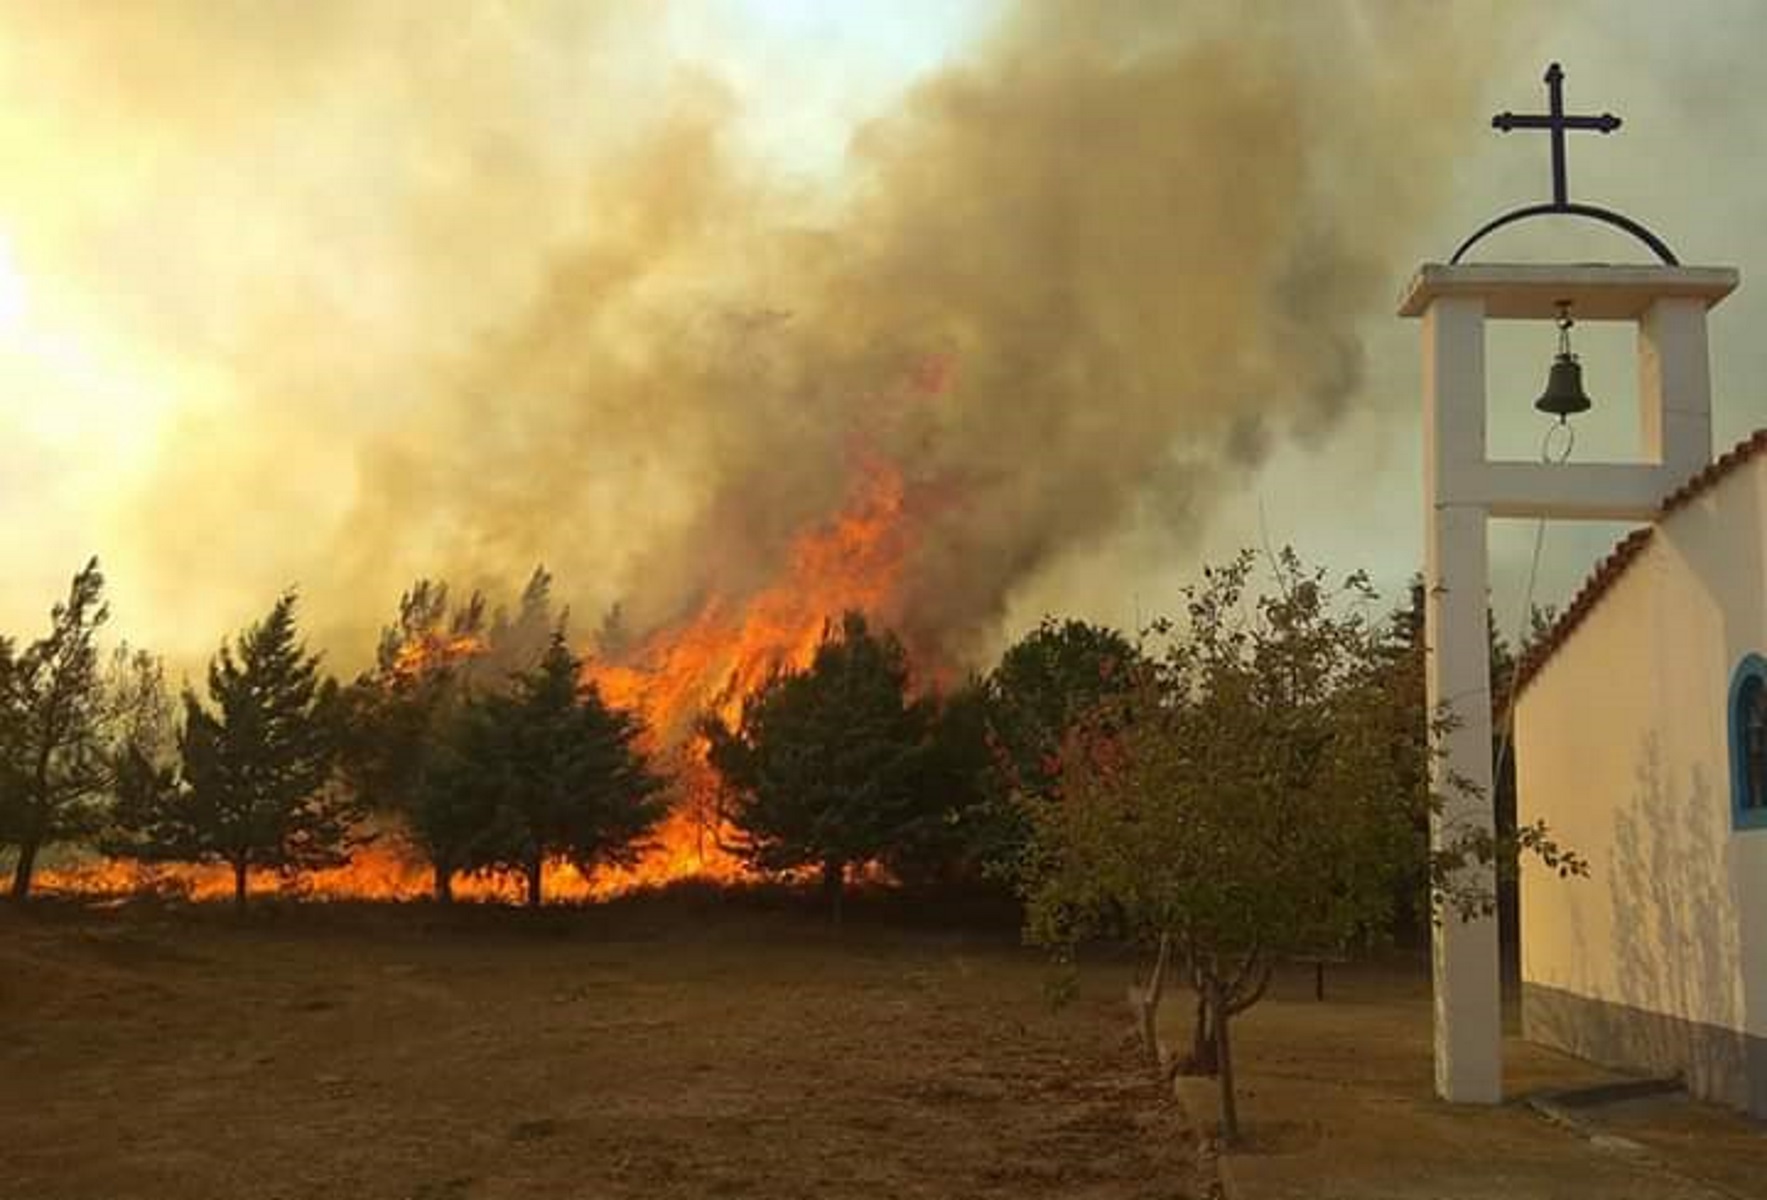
[1515,431,1767,1117]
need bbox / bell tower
[1398,63,1738,1104]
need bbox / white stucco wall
[1518,453,1767,1049]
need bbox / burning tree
[705,611,945,920]
[111,591,362,908]
[337,579,489,902]
[1016,550,1582,1144]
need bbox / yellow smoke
[0,1,1538,669]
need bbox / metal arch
[1450,202,1680,266]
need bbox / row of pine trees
[0,559,1146,910]
[0,561,664,907]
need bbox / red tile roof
[1512,428,1767,697]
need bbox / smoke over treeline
[0,2,1537,670]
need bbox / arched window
[1728,654,1767,830]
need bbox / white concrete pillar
[1423,296,1503,1105]
[1402,262,1737,1107]
[1424,298,1487,502]
[1638,297,1714,479]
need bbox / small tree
[1018,551,1582,1144]
[114,592,359,908]
[980,617,1140,869]
[989,617,1141,796]
[456,634,665,907]
[706,611,939,920]
[0,559,115,900]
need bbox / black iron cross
[1492,62,1621,207]
[1452,61,1673,263]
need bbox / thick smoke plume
[0,2,1530,669]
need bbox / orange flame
[593,461,907,734]
[36,839,729,905]
[587,459,909,887]
[389,632,485,681]
[44,461,913,903]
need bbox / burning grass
[34,836,737,905]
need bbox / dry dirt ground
[1162,959,1766,1200]
[0,894,1196,1200]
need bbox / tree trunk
[1189,990,1218,1075]
[525,856,543,909]
[232,860,249,911]
[1134,933,1171,1071]
[433,861,453,905]
[18,759,51,903]
[10,838,39,901]
[1212,980,1240,1146]
[821,859,845,925]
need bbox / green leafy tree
[706,611,940,920]
[456,634,665,907]
[989,618,1141,795]
[113,592,359,908]
[1,559,116,900]
[1018,551,1583,1144]
[980,617,1140,870]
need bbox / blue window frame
[1729,654,1767,830]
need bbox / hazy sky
[2,0,1765,675]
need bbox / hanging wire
[1541,413,1576,462]
[1492,419,1576,785]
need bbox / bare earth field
[0,894,1193,1200]
[1164,959,1766,1200]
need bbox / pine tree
[0,559,114,900]
[115,592,359,908]
[457,634,665,907]
[706,612,939,920]
[881,677,997,888]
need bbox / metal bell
[1535,352,1592,419]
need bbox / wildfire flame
[389,632,485,682]
[36,841,701,905]
[42,460,913,903]
[585,458,909,891]
[593,461,907,734]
